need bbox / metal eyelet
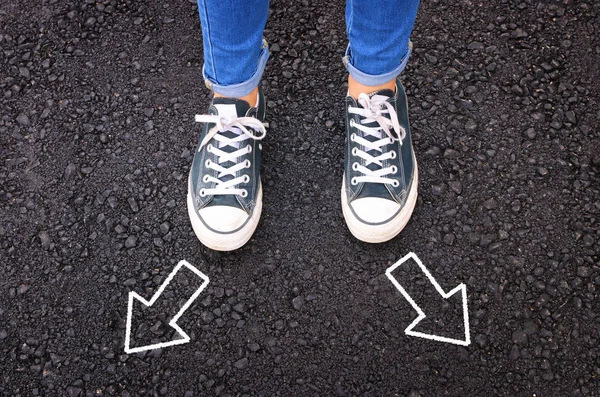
[206,144,213,153]
[199,188,207,197]
[244,159,251,168]
[391,180,400,187]
[350,133,357,142]
[351,177,358,186]
[391,165,398,174]
[242,175,250,183]
[202,175,210,183]
[351,147,359,156]
[390,151,397,159]
[205,159,212,167]
[247,145,253,153]
[352,162,359,171]
[349,120,356,127]
[240,190,248,198]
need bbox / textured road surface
[1,0,600,396]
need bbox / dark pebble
[234,357,249,369]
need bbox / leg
[189,0,271,251]
[197,0,270,102]
[341,0,421,243]
[345,0,420,98]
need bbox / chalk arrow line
[124,260,210,354]
[385,252,471,346]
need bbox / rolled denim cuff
[343,41,412,86]
[203,40,270,97]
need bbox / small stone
[512,329,527,344]
[524,128,536,139]
[449,181,462,194]
[511,85,523,95]
[159,222,170,235]
[443,233,455,246]
[128,198,139,212]
[292,296,304,310]
[39,231,51,249]
[233,357,248,369]
[483,198,498,209]
[464,119,477,132]
[247,342,260,352]
[509,344,520,360]
[426,146,440,155]
[124,236,137,248]
[16,114,30,126]
[537,167,549,176]
[582,234,594,246]
[123,278,136,287]
[66,387,82,397]
[431,184,444,196]
[512,28,528,38]
[443,148,460,159]
[523,320,539,335]
[577,266,591,278]
[19,67,30,78]
[63,163,77,182]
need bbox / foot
[187,89,267,251]
[341,77,418,243]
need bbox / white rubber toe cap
[350,197,401,224]
[198,206,249,232]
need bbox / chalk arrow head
[124,260,209,354]
[124,292,191,354]
[386,252,471,346]
[404,283,471,346]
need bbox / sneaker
[341,77,418,243]
[187,89,267,251]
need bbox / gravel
[0,0,599,396]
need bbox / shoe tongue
[355,89,396,202]
[212,97,251,118]
[369,88,395,100]
[206,98,253,210]
[210,97,253,150]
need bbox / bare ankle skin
[348,75,396,100]
[214,86,259,106]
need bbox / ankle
[214,87,259,107]
[348,75,396,100]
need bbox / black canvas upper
[343,78,415,207]
[189,89,265,217]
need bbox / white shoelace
[347,93,406,187]
[195,114,267,197]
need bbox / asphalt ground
[1,0,599,396]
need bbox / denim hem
[203,40,270,97]
[343,42,412,86]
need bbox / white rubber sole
[341,161,418,243]
[187,177,263,252]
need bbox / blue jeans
[197,0,420,97]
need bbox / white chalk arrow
[385,252,470,346]
[124,260,209,354]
